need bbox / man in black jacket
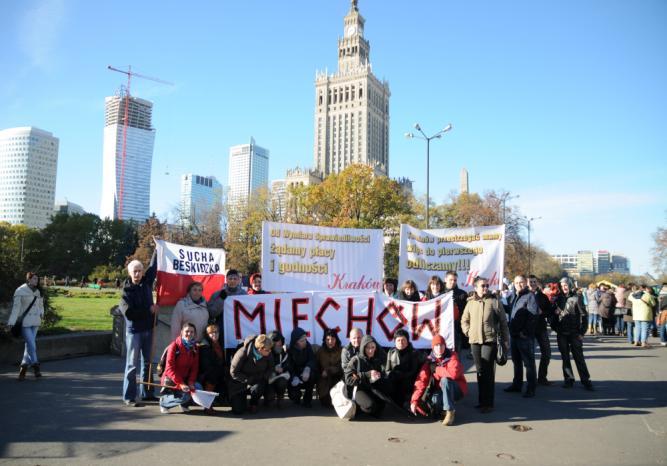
[503,275,538,397]
[445,271,469,352]
[528,275,554,385]
[552,278,593,390]
[119,251,158,405]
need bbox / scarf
[182,337,195,352]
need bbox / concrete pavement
[1,335,665,465]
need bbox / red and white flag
[155,239,226,306]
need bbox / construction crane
[107,65,173,220]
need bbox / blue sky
[1,0,665,274]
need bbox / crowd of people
[7,261,667,427]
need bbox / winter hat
[393,328,410,341]
[431,334,446,348]
[268,330,284,344]
[250,273,261,284]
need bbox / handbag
[494,301,508,366]
[10,296,38,338]
[330,380,356,420]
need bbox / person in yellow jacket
[7,272,45,380]
[627,285,657,347]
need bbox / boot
[586,325,592,335]
[18,364,28,381]
[32,364,42,378]
[442,410,456,426]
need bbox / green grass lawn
[44,293,121,334]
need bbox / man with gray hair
[119,251,158,406]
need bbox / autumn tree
[129,214,167,266]
[651,212,667,279]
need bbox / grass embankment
[42,287,122,335]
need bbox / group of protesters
[7,255,667,426]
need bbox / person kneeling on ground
[410,335,468,426]
[198,324,227,413]
[287,327,317,407]
[160,322,201,414]
[344,335,389,417]
[267,330,290,407]
[316,328,343,407]
[229,334,274,414]
[385,328,423,408]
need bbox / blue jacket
[504,288,538,338]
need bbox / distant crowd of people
[7,259,667,426]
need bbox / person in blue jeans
[628,286,657,348]
[120,251,158,406]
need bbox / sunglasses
[479,284,489,288]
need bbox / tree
[651,212,667,277]
[129,214,167,266]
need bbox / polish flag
[155,239,226,306]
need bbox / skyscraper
[0,127,59,228]
[314,0,390,178]
[100,95,155,221]
[460,167,469,194]
[228,138,269,206]
[180,174,222,226]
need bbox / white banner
[398,224,505,292]
[222,291,454,350]
[261,221,384,292]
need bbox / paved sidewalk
[1,336,666,465]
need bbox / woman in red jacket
[410,335,467,426]
[160,322,201,414]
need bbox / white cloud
[18,0,66,69]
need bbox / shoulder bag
[11,296,38,338]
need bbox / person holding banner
[423,276,446,301]
[247,273,267,295]
[444,271,469,352]
[208,269,247,330]
[461,277,510,413]
[410,335,467,426]
[287,327,317,408]
[383,278,398,298]
[170,282,209,343]
[198,324,227,412]
[159,322,201,414]
[399,280,421,302]
[344,335,388,417]
[229,334,275,414]
[120,252,158,406]
[316,328,343,407]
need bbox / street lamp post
[525,216,542,275]
[405,123,453,229]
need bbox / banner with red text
[155,239,226,305]
[398,224,505,292]
[222,291,454,350]
[261,221,384,292]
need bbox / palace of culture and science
[313,0,390,178]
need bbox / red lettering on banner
[376,301,408,341]
[274,298,282,334]
[292,297,311,337]
[234,300,266,339]
[411,299,442,342]
[315,297,342,334]
[346,296,374,336]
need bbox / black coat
[552,292,587,336]
[384,344,423,384]
[198,341,226,385]
[344,336,385,391]
[119,253,156,334]
[533,290,554,333]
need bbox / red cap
[431,335,446,348]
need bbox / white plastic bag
[330,381,356,420]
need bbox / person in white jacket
[170,282,209,342]
[7,272,45,380]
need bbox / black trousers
[556,333,590,383]
[230,381,267,414]
[268,377,288,400]
[535,328,551,381]
[355,387,385,416]
[470,343,497,408]
[288,378,315,404]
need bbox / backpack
[156,343,180,377]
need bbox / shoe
[641,342,649,348]
[504,385,522,393]
[442,410,456,426]
[660,342,667,347]
[160,406,169,414]
[562,381,574,389]
[18,365,28,381]
[634,342,641,347]
[204,407,216,415]
[32,364,42,378]
[123,399,135,406]
[179,404,190,413]
[522,390,535,398]
[537,379,554,386]
[582,381,594,391]
[141,394,159,402]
